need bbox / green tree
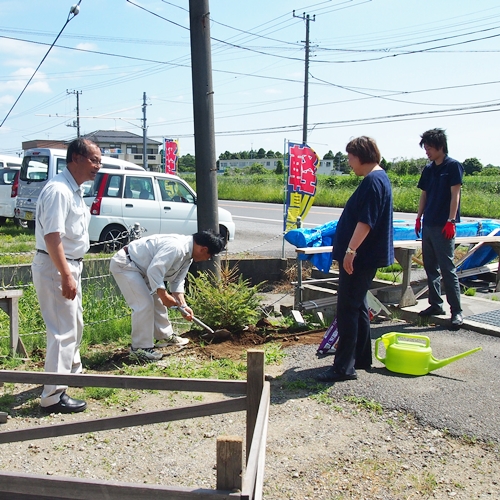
[482,166,500,176]
[266,150,275,158]
[247,163,267,175]
[463,157,483,176]
[178,154,195,172]
[391,158,427,176]
[323,150,335,160]
[275,160,284,175]
[256,148,266,159]
[333,151,349,173]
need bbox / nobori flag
[164,139,179,174]
[284,142,318,231]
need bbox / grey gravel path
[280,319,500,443]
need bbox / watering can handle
[395,333,431,347]
[374,338,385,363]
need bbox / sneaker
[129,347,163,361]
[451,312,463,329]
[155,335,189,347]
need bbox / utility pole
[66,89,82,137]
[189,0,219,276]
[142,92,148,170]
[293,11,315,145]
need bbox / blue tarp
[285,219,500,274]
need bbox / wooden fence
[0,349,269,500]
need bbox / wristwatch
[345,247,357,256]
[447,218,456,224]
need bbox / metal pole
[281,138,288,259]
[66,89,81,137]
[296,217,303,306]
[302,15,310,145]
[142,92,148,170]
[76,91,80,138]
[293,11,315,145]
[189,0,219,277]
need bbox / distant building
[81,130,162,171]
[22,139,68,150]
[22,130,163,171]
[218,158,342,175]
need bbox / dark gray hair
[66,138,99,163]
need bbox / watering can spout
[428,347,482,372]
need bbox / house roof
[79,130,161,146]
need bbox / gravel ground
[0,319,499,499]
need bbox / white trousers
[32,252,83,407]
[110,250,174,349]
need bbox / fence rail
[0,349,269,500]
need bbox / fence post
[246,349,264,463]
[216,435,243,491]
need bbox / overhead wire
[3,2,500,145]
[0,1,83,128]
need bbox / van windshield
[20,156,49,182]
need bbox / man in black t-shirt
[415,128,464,329]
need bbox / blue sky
[1,0,500,166]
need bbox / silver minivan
[0,155,22,226]
[15,148,144,229]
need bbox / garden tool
[174,305,215,334]
[375,332,481,376]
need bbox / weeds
[344,395,383,414]
[263,342,286,365]
[0,281,132,361]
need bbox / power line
[0,2,82,129]
[211,102,500,137]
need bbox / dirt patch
[1,319,500,499]
[180,325,325,361]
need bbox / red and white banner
[284,142,318,231]
[163,139,179,174]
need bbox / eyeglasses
[81,154,102,166]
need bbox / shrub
[187,264,263,331]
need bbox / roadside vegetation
[183,170,500,219]
[1,152,498,367]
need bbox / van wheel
[0,217,6,226]
[14,217,27,228]
[27,221,35,231]
[99,224,129,253]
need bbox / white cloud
[75,42,98,51]
[0,68,51,94]
[0,38,46,65]
[0,95,14,107]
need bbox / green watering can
[375,332,481,376]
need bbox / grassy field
[182,172,500,219]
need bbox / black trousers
[332,264,377,375]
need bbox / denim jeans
[422,224,462,314]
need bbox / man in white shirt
[110,231,226,361]
[32,138,101,413]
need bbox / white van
[15,148,144,229]
[0,155,22,225]
[83,169,235,252]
